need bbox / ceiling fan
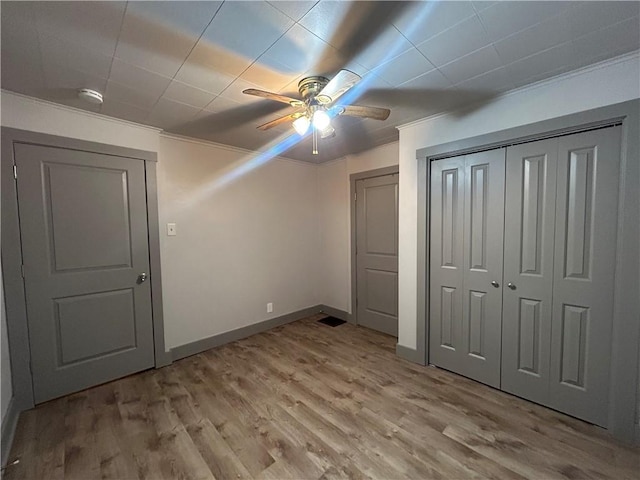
[243,70,390,155]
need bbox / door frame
[349,165,399,326]
[414,99,640,443]
[1,127,171,412]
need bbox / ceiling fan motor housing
[298,76,329,100]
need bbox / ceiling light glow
[312,109,331,131]
[292,116,310,135]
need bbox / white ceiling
[2,1,639,163]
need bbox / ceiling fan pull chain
[312,126,318,155]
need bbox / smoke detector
[78,88,103,104]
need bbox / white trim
[397,50,640,131]
[0,89,162,133]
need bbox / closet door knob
[491,281,500,288]
[507,282,516,290]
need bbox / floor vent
[318,316,346,327]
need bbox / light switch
[167,223,177,236]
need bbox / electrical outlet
[267,302,273,313]
[167,223,177,236]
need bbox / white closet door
[501,138,558,404]
[430,149,505,387]
[549,126,621,427]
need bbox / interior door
[429,149,505,387]
[501,138,558,404]
[15,143,155,403]
[355,173,399,336]
[548,126,621,426]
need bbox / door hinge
[13,164,17,179]
[354,192,357,201]
[20,264,25,278]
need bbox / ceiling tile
[199,1,293,64]
[179,41,253,80]
[108,58,172,96]
[203,96,241,113]
[471,1,499,12]
[114,1,222,77]
[392,1,477,45]
[493,12,574,65]
[478,1,574,42]
[505,42,575,85]
[571,18,640,67]
[351,25,414,72]
[240,59,300,92]
[454,66,515,93]
[372,48,436,87]
[261,23,331,75]
[105,81,163,110]
[439,45,502,84]
[43,64,107,93]
[267,1,318,21]
[218,77,265,105]
[100,99,151,124]
[146,97,201,129]
[566,1,640,39]
[33,1,125,56]
[1,3,44,95]
[174,61,236,95]
[417,15,492,67]
[38,33,113,79]
[397,69,452,91]
[162,80,217,109]
[298,0,352,46]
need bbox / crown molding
[0,89,162,133]
[397,50,640,131]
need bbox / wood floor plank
[4,315,639,480]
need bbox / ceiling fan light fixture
[292,116,310,135]
[312,109,331,131]
[320,125,335,139]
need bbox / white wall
[396,52,640,351]
[0,90,322,353]
[317,142,399,313]
[157,135,319,349]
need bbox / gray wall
[0,264,12,426]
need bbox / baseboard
[171,305,327,362]
[396,343,426,365]
[1,397,20,467]
[318,304,350,322]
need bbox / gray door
[15,143,155,403]
[429,149,505,388]
[355,173,399,336]
[501,138,558,404]
[548,126,621,426]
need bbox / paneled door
[15,143,155,403]
[501,138,558,405]
[548,127,621,426]
[356,173,399,336]
[429,149,505,387]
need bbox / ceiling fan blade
[317,69,361,104]
[337,105,390,121]
[243,89,304,107]
[257,111,304,131]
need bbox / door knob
[138,272,147,283]
[508,282,516,290]
[491,281,500,288]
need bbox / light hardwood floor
[4,315,639,479]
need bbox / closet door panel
[501,139,557,404]
[549,126,621,427]
[460,149,506,387]
[429,157,465,368]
